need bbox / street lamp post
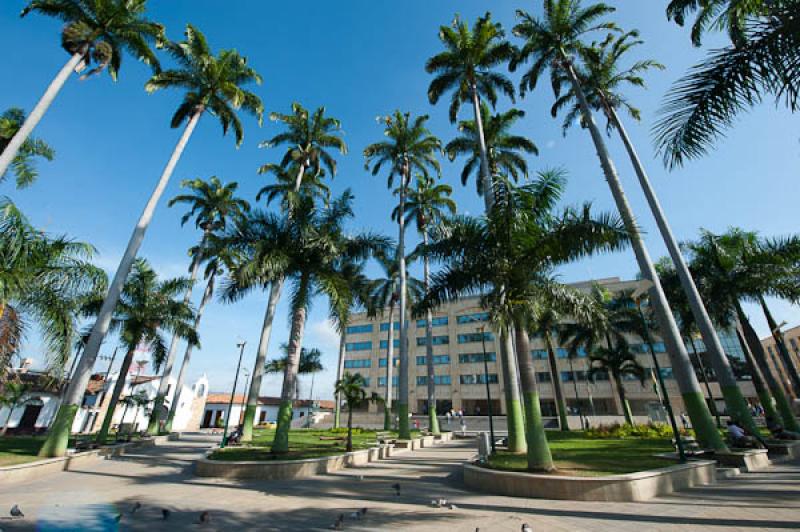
[221,341,246,449]
[633,287,686,463]
[239,370,250,426]
[478,325,496,454]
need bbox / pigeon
[131,502,142,514]
[348,511,362,520]
[391,483,401,496]
[522,524,533,532]
[329,514,344,530]
[161,509,171,520]
[198,511,210,524]
[359,508,368,517]
[449,504,458,510]
[9,505,23,518]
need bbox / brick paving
[0,434,798,531]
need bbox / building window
[344,359,371,369]
[459,374,498,384]
[417,375,452,385]
[459,375,476,385]
[416,316,449,328]
[380,321,401,332]
[659,368,674,379]
[416,355,450,365]
[361,378,371,386]
[346,324,373,334]
[536,372,551,383]
[458,352,496,363]
[589,370,610,381]
[556,348,569,359]
[378,376,398,387]
[379,357,399,368]
[416,335,449,346]
[456,312,490,324]
[380,339,401,349]
[346,341,372,352]
[457,332,494,344]
[531,349,548,360]
[767,345,775,356]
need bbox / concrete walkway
[0,434,798,530]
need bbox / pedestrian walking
[445,410,451,426]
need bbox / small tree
[0,380,31,436]
[334,373,381,452]
[589,338,646,425]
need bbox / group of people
[726,416,800,449]
[445,409,468,432]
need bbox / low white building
[201,394,334,430]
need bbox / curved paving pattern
[0,434,798,530]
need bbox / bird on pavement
[9,505,23,518]
[391,483,401,496]
[522,524,533,532]
[161,509,171,520]
[131,502,142,514]
[198,511,210,524]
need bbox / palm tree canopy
[22,0,164,80]
[260,102,347,178]
[256,163,331,213]
[87,259,198,372]
[666,0,776,46]
[550,31,664,134]
[145,25,264,146]
[168,176,250,233]
[394,174,456,233]
[334,372,368,406]
[364,111,441,189]
[0,108,55,189]
[510,0,619,97]
[366,249,424,319]
[445,104,538,196]
[0,199,106,370]
[425,12,516,122]
[653,3,800,169]
[422,170,629,329]
[264,345,324,375]
[589,336,646,383]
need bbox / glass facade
[457,332,494,344]
[416,316,449,328]
[380,321,401,332]
[378,357,399,368]
[458,352,497,363]
[416,355,451,365]
[416,375,452,385]
[456,312,490,324]
[346,324,373,334]
[380,339,401,349]
[459,373,498,384]
[378,376,398,387]
[346,341,372,352]
[416,335,450,346]
[344,359,371,369]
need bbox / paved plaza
[0,434,799,531]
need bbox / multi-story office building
[761,324,800,399]
[343,277,758,420]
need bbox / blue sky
[2,1,797,399]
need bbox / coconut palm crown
[0,108,55,188]
[168,176,251,233]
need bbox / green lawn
[209,428,419,462]
[0,436,46,466]
[487,431,674,477]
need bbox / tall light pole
[221,341,246,449]
[478,325,496,454]
[633,282,686,463]
[239,369,250,426]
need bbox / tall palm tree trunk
[734,323,780,422]
[759,295,800,396]
[567,356,583,427]
[1,408,16,437]
[544,333,569,431]
[470,84,494,213]
[560,58,726,451]
[39,108,204,458]
[346,402,354,452]
[334,330,346,429]
[242,280,283,442]
[422,230,440,435]
[384,302,396,430]
[611,107,758,435]
[0,52,84,178]
[397,167,411,440]
[687,337,722,427]
[514,324,554,471]
[147,233,208,435]
[96,346,136,444]
[273,276,309,453]
[614,373,634,425]
[736,305,799,431]
[500,328,527,453]
[164,270,216,433]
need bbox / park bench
[74,436,99,452]
[319,435,346,441]
[375,431,394,444]
[673,436,709,456]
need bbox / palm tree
[0,199,106,376]
[396,175,456,435]
[666,0,776,46]
[264,344,325,398]
[531,307,571,431]
[589,337,646,425]
[364,111,441,440]
[335,373,381,452]
[0,108,55,188]
[40,26,263,458]
[555,29,757,435]
[426,13,516,212]
[145,177,249,435]
[260,102,347,191]
[0,379,31,436]
[445,104,538,199]
[367,251,424,430]
[511,0,726,452]
[424,171,629,466]
[0,0,163,179]
[94,259,197,444]
[655,2,800,168]
[685,229,800,431]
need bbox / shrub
[328,427,365,435]
[585,422,675,440]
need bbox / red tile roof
[205,394,334,410]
